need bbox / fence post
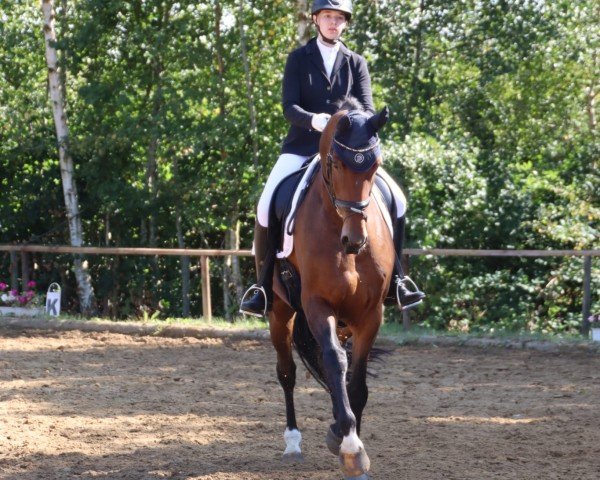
[200,256,212,321]
[20,251,30,289]
[581,255,592,335]
[9,251,18,291]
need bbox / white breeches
[256,153,407,227]
[257,154,309,227]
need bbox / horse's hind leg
[269,298,303,462]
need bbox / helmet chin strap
[317,30,339,45]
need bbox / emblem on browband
[354,153,365,164]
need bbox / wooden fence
[0,245,598,331]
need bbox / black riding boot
[388,216,425,311]
[239,222,274,317]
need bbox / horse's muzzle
[342,234,367,254]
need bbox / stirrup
[395,276,424,311]
[239,284,268,317]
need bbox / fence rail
[1,245,597,328]
[1,245,599,257]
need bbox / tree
[41,0,96,315]
[0,0,596,328]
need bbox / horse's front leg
[348,310,381,437]
[324,316,380,476]
[305,298,370,479]
[269,299,303,463]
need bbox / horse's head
[319,106,389,254]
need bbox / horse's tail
[292,311,330,391]
[293,313,389,390]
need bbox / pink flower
[9,289,18,297]
[0,282,7,291]
[27,281,36,289]
[18,296,28,305]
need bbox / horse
[267,105,395,479]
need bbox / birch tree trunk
[585,48,597,134]
[222,215,244,321]
[237,0,258,166]
[215,2,244,318]
[296,0,311,46]
[176,211,191,317]
[172,155,191,317]
[405,0,425,136]
[42,0,96,315]
[229,217,244,303]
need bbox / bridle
[323,137,380,222]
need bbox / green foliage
[1,0,598,330]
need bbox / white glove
[311,113,331,132]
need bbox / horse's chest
[338,260,383,297]
[341,270,360,294]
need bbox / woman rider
[240,0,425,316]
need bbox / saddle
[271,159,319,240]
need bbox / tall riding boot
[388,216,425,311]
[239,222,275,317]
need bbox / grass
[50,314,595,346]
[57,313,269,331]
[383,325,592,345]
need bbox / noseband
[323,151,371,222]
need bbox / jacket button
[326,99,331,104]
[326,86,331,91]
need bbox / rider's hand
[311,113,331,132]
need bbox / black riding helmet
[311,0,353,21]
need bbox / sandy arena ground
[1,326,599,479]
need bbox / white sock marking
[340,430,364,454]
[283,428,302,455]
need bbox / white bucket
[591,328,600,342]
[45,283,61,316]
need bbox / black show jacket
[280,37,375,157]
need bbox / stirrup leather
[239,284,268,317]
[395,276,424,311]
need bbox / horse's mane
[333,96,364,113]
[320,111,344,161]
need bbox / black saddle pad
[271,168,308,227]
[374,173,396,219]
[269,160,321,242]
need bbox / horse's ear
[368,106,389,133]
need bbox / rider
[240,0,425,316]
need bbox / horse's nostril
[341,236,349,246]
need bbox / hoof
[339,447,370,478]
[281,451,304,463]
[345,475,370,480]
[326,426,343,456]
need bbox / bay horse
[268,106,395,479]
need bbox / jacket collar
[305,37,351,83]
